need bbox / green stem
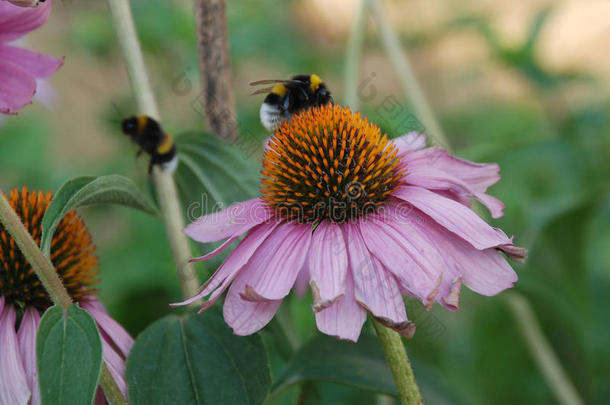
[366,0,449,149]
[373,319,422,405]
[106,0,200,302]
[344,0,368,109]
[505,292,585,405]
[0,192,127,405]
[0,193,72,308]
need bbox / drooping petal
[184,198,271,244]
[81,299,133,357]
[0,59,36,114]
[345,223,415,338]
[223,273,282,335]
[393,186,513,250]
[402,147,505,217]
[239,222,311,301]
[358,216,443,304]
[0,1,51,42]
[17,307,40,405]
[387,200,518,297]
[172,220,280,308]
[0,303,30,405]
[315,270,366,342]
[408,208,518,296]
[308,222,347,311]
[0,45,62,79]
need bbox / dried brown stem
[193,0,237,141]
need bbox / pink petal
[0,303,30,405]
[184,198,271,244]
[345,224,414,337]
[405,166,504,218]
[172,221,280,308]
[402,204,518,296]
[392,131,426,153]
[81,299,133,357]
[17,307,40,405]
[406,148,500,191]
[223,274,282,335]
[308,222,347,311]
[189,234,239,262]
[0,1,51,42]
[315,270,366,342]
[358,216,443,304]
[393,186,513,250]
[0,59,36,114]
[0,45,62,79]
[403,147,504,217]
[239,222,311,301]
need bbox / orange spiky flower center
[261,104,405,223]
[0,187,99,312]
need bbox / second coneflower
[0,187,132,405]
[176,104,525,341]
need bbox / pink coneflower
[176,104,526,342]
[0,187,132,404]
[0,0,62,114]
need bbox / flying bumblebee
[250,74,333,131]
[121,115,178,174]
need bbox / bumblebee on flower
[175,103,526,342]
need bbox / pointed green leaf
[126,308,271,405]
[40,175,159,256]
[36,304,103,405]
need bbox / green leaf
[273,334,398,397]
[36,304,103,405]
[175,131,261,216]
[40,175,159,256]
[126,308,271,405]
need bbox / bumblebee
[251,74,333,132]
[121,115,178,174]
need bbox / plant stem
[366,0,449,149]
[151,167,200,300]
[0,192,127,405]
[505,292,585,405]
[0,193,72,308]
[107,0,200,302]
[373,319,422,405]
[193,0,237,141]
[344,0,368,109]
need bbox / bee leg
[136,149,144,159]
[148,161,153,175]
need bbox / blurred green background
[1,0,609,403]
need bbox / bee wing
[249,79,306,86]
[250,86,275,95]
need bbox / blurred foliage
[1,0,609,404]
